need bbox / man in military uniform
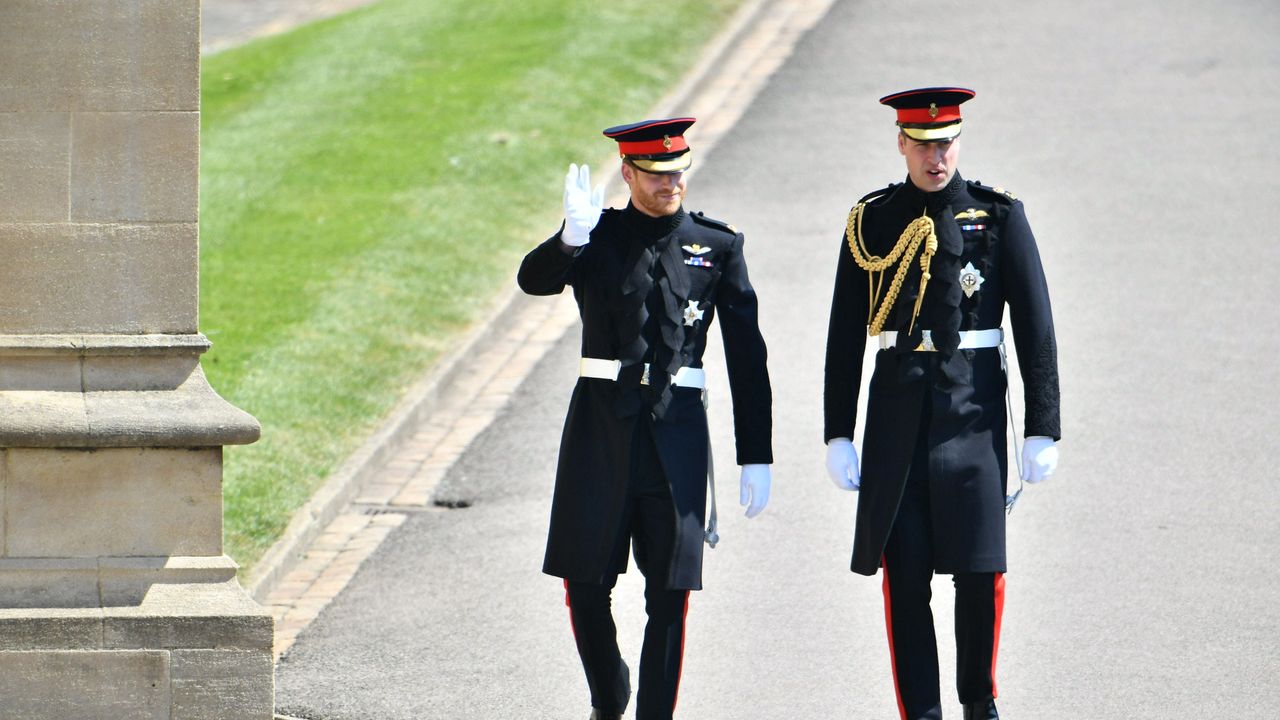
[823,88,1062,720]
[518,117,772,720]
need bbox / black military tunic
[824,171,1060,576]
[519,203,772,591]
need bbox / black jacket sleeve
[715,232,773,465]
[1000,201,1061,441]
[824,232,871,443]
[517,224,579,296]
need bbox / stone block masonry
[0,1,273,716]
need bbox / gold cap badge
[928,103,939,118]
[662,135,673,150]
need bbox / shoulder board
[857,182,900,206]
[967,180,1018,203]
[692,211,738,235]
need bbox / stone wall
[0,0,201,334]
[0,2,273,717]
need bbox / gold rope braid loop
[844,204,937,336]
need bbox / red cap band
[896,105,962,125]
[617,135,688,156]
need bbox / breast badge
[683,299,705,327]
[959,262,985,299]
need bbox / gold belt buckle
[915,330,936,352]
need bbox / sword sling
[1000,341,1025,513]
[702,388,719,547]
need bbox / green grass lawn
[200,0,743,572]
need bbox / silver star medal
[683,299,705,326]
[959,261,985,299]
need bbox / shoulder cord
[845,204,938,336]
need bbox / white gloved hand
[1021,436,1059,483]
[825,437,860,491]
[560,163,605,247]
[739,464,771,518]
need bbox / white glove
[560,163,604,247]
[739,464,771,518]
[1021,436,1058,483]
[825,437,860,491]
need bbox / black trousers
[565,417,690,719]
[880,403,1005,720]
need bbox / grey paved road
[275,1,1280,717]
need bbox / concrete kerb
[244,0,827,606]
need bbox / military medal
[956,208,988,232]
[683,299,705,326]
[959,261,985,298]
[682,244,714,267]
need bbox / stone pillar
[0,2,273,717]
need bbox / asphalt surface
[274,0,1280,717]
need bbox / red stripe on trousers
[881,559,908,720]
[563,579,579,643]
[671,590,691,714]
[991,573,1005,698]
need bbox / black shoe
[589,711,622,720]
[963,699,999,720]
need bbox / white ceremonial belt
[579,358,706,389]
[878,328,1004,352]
